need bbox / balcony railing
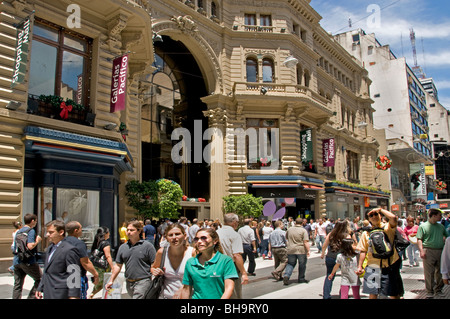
[232,82,330,108]
[27,94,94,127]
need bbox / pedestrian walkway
[1,249,448,299]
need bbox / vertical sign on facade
[322,138,335,167]
[300,128,313,164]
[11,15,34,88]
[110,54,129,112]
[410,163,426,196]
[76,74,83,105]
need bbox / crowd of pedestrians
[7,207,450,299]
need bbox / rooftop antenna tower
[410,28,425,78]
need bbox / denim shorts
[362,259,403,297]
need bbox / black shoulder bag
[145,245,168,299]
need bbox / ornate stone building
[0,0,390,270]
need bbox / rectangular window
[346,151,359,181]
[28,18,92,107]
[246,119,279,169]
[260,15,272,27]
[245,14,256,25]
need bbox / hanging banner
[110,54,129,112]
[410,163,426,196]
[11,15,34,88]
[300,128,313,163]
[322,138,335,167]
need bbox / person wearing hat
[417,208,449,298]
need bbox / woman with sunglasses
[180,228,238,299]
[356,207,404,299]
[150,224,196,299]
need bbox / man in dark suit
[36,220,81,299]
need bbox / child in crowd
[328,238,361,299]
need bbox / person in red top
[404,216,420,267]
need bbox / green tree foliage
[222,194,263,218]
[125,179,183,220]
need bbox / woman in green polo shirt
[181,228,238,299]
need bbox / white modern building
[334,29,434,215]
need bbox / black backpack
[14,228,34,262]
[368,228,394,260]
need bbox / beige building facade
[0,0,389,271]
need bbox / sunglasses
[193,236,209,243]
[368,212,379,218]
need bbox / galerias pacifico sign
[11,15,34,88]
[110,54,128,112]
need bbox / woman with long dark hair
[88,226,114,299]
[320,220,357,299]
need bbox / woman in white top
[151,223,195,299]
[261,221,274,259]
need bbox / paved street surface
[0,245,448,299]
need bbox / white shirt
[217,225,243,257]
[441,237,450,280]
[238,225,255,245]
[262,226,273,240]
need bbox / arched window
[198,0,203,9]
[262,58,274,83]
[246,58,258,82]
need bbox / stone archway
[152,16,223,94]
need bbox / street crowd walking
[7,207,450,299]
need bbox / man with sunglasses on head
[356,207,404,299]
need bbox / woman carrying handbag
[150,224,195,299]
[88,227,114,299]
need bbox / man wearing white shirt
[238,219,257,276]
[217,213,248,299]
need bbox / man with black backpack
[356,207,404,299]
[12,213,42,299]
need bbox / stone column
[203,108,228,221]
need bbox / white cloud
[434,81,450,90]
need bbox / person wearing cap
[417,208,449,298]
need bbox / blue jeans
[284,254,307,281]
[316,235,325,252]
[260,239,269,256]
[323,256,336,299]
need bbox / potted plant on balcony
[37,94,86,123]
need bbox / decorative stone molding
[284,103,295,122]
[236,102,244,121]
[203,108,227,127]
[121,31,143,51]
[106,14,128,50]
[12,0,27,15]
[170,15,198,35]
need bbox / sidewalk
[0,253,448,299]
[251,252,450,299]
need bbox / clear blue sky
[310,0,450,110]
